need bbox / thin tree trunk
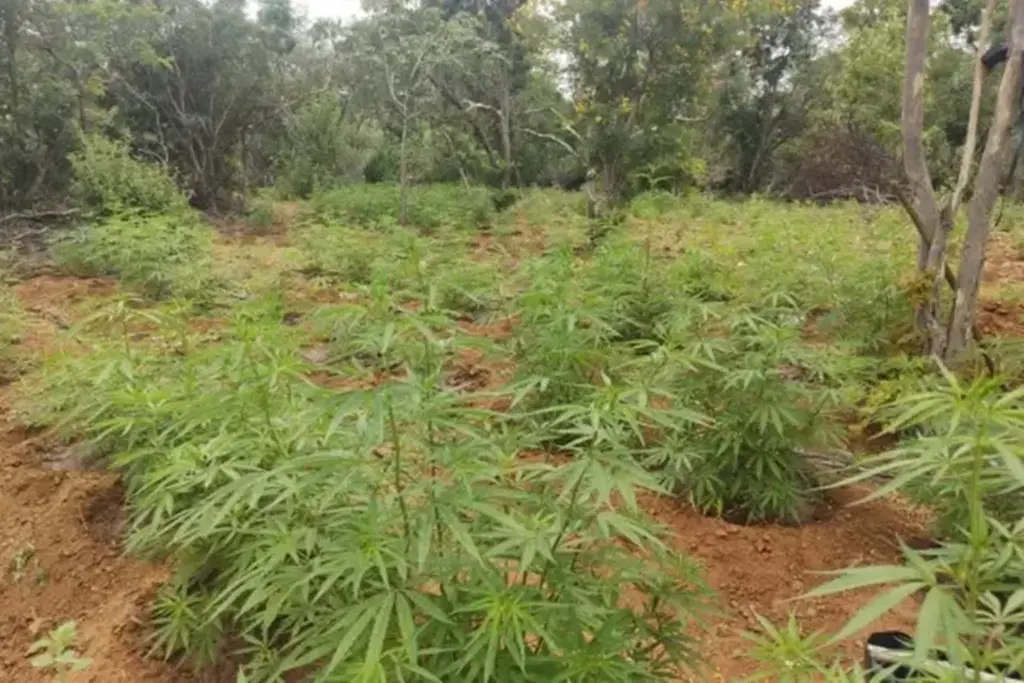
[399,113,409,225]
[240,128,249,200]
[901,0,947,352]
[947,0,1024,358]
[499,70,512,191]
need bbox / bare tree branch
[516,127,579,159]
[0,208,79,225]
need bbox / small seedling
[27,620,91,682]
[8,542,37,582]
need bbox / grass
[10,186,1024,680]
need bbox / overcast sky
[294,0,855,22]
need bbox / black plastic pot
[864,631,1023,682]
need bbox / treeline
[0,0,1001,212]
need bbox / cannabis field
[1,187,1023,682]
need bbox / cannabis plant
[652,304,845,524]
[585,238,676,345]
[52,212,216,302]
[752,371,1024,681]
[28,620,91,682]
[32,291,712,682]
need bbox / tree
[558,0,731,201]
[345,6,495,221]
[713,1,826,193]
[899,0,1024,360]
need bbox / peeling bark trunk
[901,0,947,353]
[946,0,1024,358]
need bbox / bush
[53,213,216,301]
[25,295,711,682]
[586,238,677,345]
[312,184,495,231]
[512,249,623,413]
[244,199,277,234]
[70,134,189,215]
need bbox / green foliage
[28,289,711,682]
[851,369,1024,536]
[0,283,26,380]
[753,371,1024,681]
[70,135,189,216]
[511,249,621,412]
[652,303,845,524]
[312,184,495,231]
[628,191,687,220]
[244,200,277,234]
[278,93,381,198]
[28,620,91,682]
[53,213,216,301]
[297,224,396,286]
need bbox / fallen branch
[0,209,80,226]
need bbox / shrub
[70,134,189,215]
[628,190,686,219]
[311,183,401,229]
[0,283,25,380]
[512,249,622,413]
[244,200,277,234]
[407,183,494,231]
[586,238,677,345]
[27,295,712,682]
[53,213,216,301]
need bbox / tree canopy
[0,0,1001,211]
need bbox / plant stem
[387,395,412,551]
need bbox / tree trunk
[399,113,409,225]
[901,0,948,353]
[499,70,512,191]
[946,0,1024,358]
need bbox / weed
[8,542,37,582]
[27,620,91,682]
[27,288,711,681]
[244,201,277,234]
[752,372,1024,680]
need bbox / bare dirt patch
[980,234,1024,337]
[654,485,926,680]
[0,414,209,683]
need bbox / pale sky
[295,0,855,22]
